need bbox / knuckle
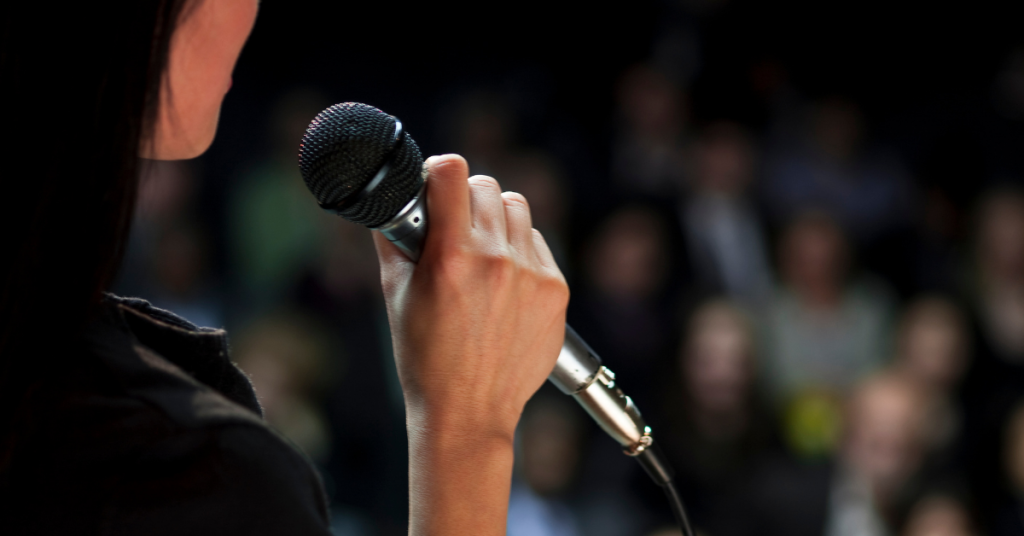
[551,275,571,304]
[430,243,473,280]
[484,250,517,275]
[468,175,502,192]
[538,270,569,302]
[501,191,529,208]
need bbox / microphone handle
[375,185,654,456]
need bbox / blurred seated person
[227,88,334,315]
[970,188,1024,363]
[993,402,1024,536]
[761,211,894,457]
[902,493,977,536]
[959,188,1024,522]
[232,312,334,463]
[742,374,931,536]
[891,296,971,468]
[146,222,223,329]
[569,204,680,407]
[661,299,774,536]
[681,122,773,308]
[507,396,584,536]
[761,97,912,246]
[610,64,691,199]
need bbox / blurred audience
[293,216,409,535]
[742,373,930,536]
[892,297,971,467]
[227,88,334,317]
[571,204,679,405]
[508,396,585,536]
[661,299,774,536]
[680,122,773,308]
[970,188,1024,363]
[961,188,1024,525]
[761,97,913,246]
[994,403,1024,536]
[232,311,335,463]
[611,64,691,199]
[147,222,223,328]
[761,212,894,457]
[119,160,224,327]
[902,493,977,536]
[829,374,930,536]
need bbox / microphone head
[299,102,424,228]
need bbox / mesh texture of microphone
[298,102,424,228]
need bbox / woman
[0,0,569,534]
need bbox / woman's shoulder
[0,295,332,535]
[86,294,263,428]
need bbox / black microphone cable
[635,444,695,536]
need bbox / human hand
[373,153,569,442]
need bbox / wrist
[405,397,520,448]
[406,402,517,536]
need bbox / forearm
[406,405,516,536]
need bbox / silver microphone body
[376,185,654,456]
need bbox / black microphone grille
[298,102,425,228]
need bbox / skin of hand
[143,0,259,160]
[374,154,569,536]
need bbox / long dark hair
[0,0,188,426]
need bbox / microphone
[298,102,656,459]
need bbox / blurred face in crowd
[693,122,755,197]
[154,225,207,297]
[896,298,968,393]
[1004,404,1024,494]
[143,0,260,160]
[270,88,331,158]
[519,401,581,496]
[902,495,975,536]
[589,208,669,301]
[618,65,687,140]
[779,213,848,305]
[683,301,754,415]
[502,154,566,232]
[318,219,382,298]
[453,93,514,162]
[233,316,329,418]
[977,192,1024,282]
[842,375,927,497]
[811,97,864,162]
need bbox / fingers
[421,154,547,268]
[372,230,414,295]
[501,192,535,260]
[531,229,560,273]
[372,229,408,266]
[468,175,507,243]
[424,155,471,250]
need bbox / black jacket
[0,295,332,535]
